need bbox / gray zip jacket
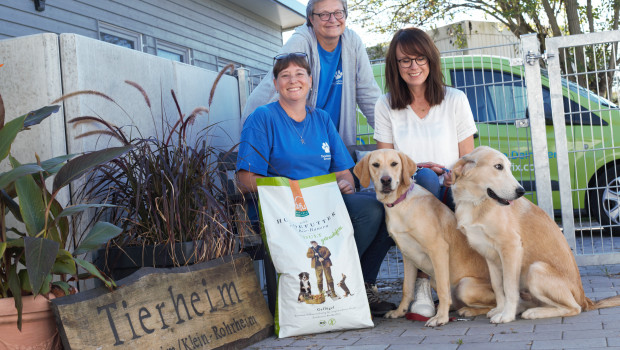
[241,25,381,146]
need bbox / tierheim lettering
[96,278,252,346]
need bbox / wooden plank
[51,254,273,350]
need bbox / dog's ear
[398,151,417,186]
[451,155,476,183]
[353,153,372,189]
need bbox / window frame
[155,40,192,64]
[98,22,143,51]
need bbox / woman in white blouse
[374,27,477,319]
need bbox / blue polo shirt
[236,102,353,179]
[316,40,343,130]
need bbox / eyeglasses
[273,52,308,65]
[312,10,346,21]
[397,56,428,68]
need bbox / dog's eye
[391,162,398,167]
[372,162,380,168]
[494,164,504,170]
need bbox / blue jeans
[414,168,455,210]
[247,191,393,284]
[342,192,394,284]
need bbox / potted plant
[0,95,132,349]
[65,65,250,281]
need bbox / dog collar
[386,182,415,208]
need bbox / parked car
[357,56,620,233]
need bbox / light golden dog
[451,146,620,323]
[354,149,495,327]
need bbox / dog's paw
[490,311,515,324]
[384,309,407,319]
[457,307,490,317]
[487,307,502,318]
[425,315,449,327]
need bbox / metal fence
[373,31,620,279]
[544,31,620,265]
[242,31,620,283]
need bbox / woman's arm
[377,141,394,149]
[236,170,264,194]
[335,169,355,194]
[458,135,475,157]
[443,135,475,186]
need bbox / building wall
[0,0,282,76]
[427,20,519,57]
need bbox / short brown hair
[273,54,312,79]
[385,27,445,110]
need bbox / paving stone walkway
[246,264,620,349]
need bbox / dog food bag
[257,173,373,338]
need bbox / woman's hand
[335,169,356,195]
[442,171,453,187]
[417,161,448,175]
[337,179,355,194]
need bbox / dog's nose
[515,186,525,198]
[380,176,392,187]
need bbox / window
[156,40,191,64]
[450,69,527,123]
[98,22,143,51]
[450,68,602,126]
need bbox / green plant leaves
[73,257,116,289]
[0,242,5,260]
[53,145,133,192]
[57,203,117,219]
[8,265,22,330]
[73,222,123,256]
[52,280,71,296]
[0,105,60,163]
[0,115,26,162]
[11,156,46,236]
[0,163,45,189]
[24,236,59,296]
[22,105,60,129]
[52,249,76,275]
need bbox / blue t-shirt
[316,40,343,130]
[236,101,353,180]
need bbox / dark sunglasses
[273,52,308,66]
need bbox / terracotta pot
[0,295,61,350]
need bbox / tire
[588,165,620,235]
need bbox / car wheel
[589,165,620,234]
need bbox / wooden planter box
[93,241,207,282]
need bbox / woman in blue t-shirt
[236,52,395,316]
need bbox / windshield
[541,69,618,108]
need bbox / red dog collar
[386,182,415,208]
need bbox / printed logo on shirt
[321,142,332,161]
[322,142,330,153]
[333,70,343,85]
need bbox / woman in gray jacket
[242,0,381,147]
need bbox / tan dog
[354,149,495,327]
[451,146,620,323]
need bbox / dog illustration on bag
[307,241,338,299]
[298,272,312,302]
[337,274,352,297]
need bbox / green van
[358,56,620,233]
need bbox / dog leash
[405,312,471,323]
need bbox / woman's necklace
[283,110,309,144]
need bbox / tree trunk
[565,0,587,88]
